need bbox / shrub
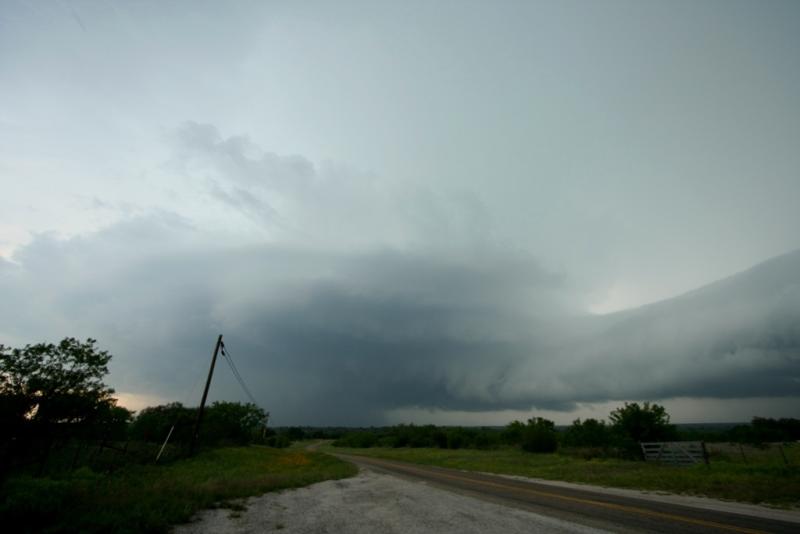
[609,402,677,457]
[502,420,525,446]
[520,417,558,453]
[563,418,612,448]
[129,401,267,448]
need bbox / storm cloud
[2,127,797,423]
[2,2,800,424]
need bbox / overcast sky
[1,1,798,425]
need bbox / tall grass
[1,446,356,533]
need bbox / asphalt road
[337,453,799,534]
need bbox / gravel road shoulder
[175,468,611,534]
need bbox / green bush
[563,418,612,448]
[609,402,677,457]
[128,401,267,448]
[520,417,558,453]
[128,402,195,445]
[502,420,525,446]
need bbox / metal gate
[640,441,708,465]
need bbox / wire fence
[705,441,798,466]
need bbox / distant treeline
[330,411,800,457]
[333,402,679,455]
[680,417,800,445]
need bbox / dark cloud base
[1,216,798,424]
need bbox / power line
[220,342,259,407]
[220,344,251,401]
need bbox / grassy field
[1,446,357,533]
[329,444,800,508]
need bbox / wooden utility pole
[190,334,223,455]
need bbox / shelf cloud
[2,127,797,423]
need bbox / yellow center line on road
[353,456,767,534]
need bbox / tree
[129,401,268,447]
[203,401,267,445]
[609,402,676,453]
[502,420,526,446]
[0,338,118,429]
[129,402,196,444]
[563,418,612,448]
[727,417,800,444]
[520,417,558,453]
[0,338,126,473]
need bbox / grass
[328,444,800,508]
[1,446,357,533]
